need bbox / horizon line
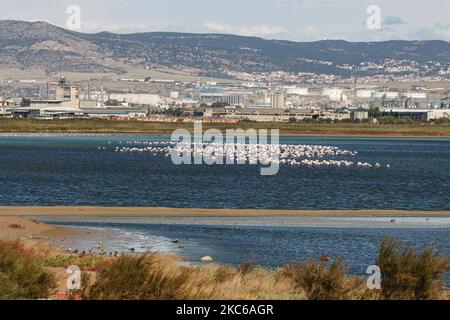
[2,19,449,44]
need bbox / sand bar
[0,206,449,217]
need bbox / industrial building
[270,92,285,109]
[202,107,350,122]
[381,108,450,121]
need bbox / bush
[0,240,56,299]
[239,261,254,275]
[214,266,237,283]
[81,255,193,300]
[377,237,449,300]
[283,256,366,300]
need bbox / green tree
[105,99,120,106]
[20,98,30,107]
[368,107,381,119]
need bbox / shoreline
[0,215,82,248]
[1,131,450,138]
[1,211,449,300]
[1,119,450,137]
[1,206,450,217]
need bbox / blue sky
[2,0,450,41]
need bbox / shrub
[283,257,363,300]
[377,237,449,300]
[239,261,254,275]
[0,240,56,299]
[81,255,193,300]
[214,266,237,283]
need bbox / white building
[286,87,309,96]
[322,88,347,102]
[270,92,285,109]
[405,92,427,99]
[356,90,374,99]
[108,94,161,106]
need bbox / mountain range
[1,20,450,78]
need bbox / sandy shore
[0,215,82,248]
[1,206,448,249]
[0,206,449,217]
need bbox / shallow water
[42,216,449,284]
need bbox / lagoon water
[41,216,449,282]
[1,134,449,280]
[0,134,450,210]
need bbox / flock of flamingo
[99,140,391,169]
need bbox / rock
[9,224,24,230]
[201,256,214,263]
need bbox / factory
[202,107,351,122]
[381,108,450,121]
[1,79,149,120]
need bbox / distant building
[108,94,161,106]
[0,107,11,117]
[220,94,246,106]
[356,90,374,99]
[322,88,346,102]
[405,92,427,99]
[80,107,147,118]
[270,92,285,109]
[55,78,80,107]
[207,108,350,122]
[382,108,450,121]
[286,87,309,96]
[351,108,369,121]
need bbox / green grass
[1,118,450,136]
[0,240,56,300]
[41,254,108,270]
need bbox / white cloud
[429,23,450,40]
[412,23,450,41]
[383,16,407,26]
[81,21,149,33]
[203,22,285,37]
[300,26,324,41]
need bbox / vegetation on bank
[0,241,56,299]
[0,237,448,300]
[1,118,450,136]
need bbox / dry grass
[0,238,448,300]
[80,255,299,300]
[1,118,450,136]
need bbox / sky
[2,0,450,42]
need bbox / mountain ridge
[1,20,449,77]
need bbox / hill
[1,20,449,78]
